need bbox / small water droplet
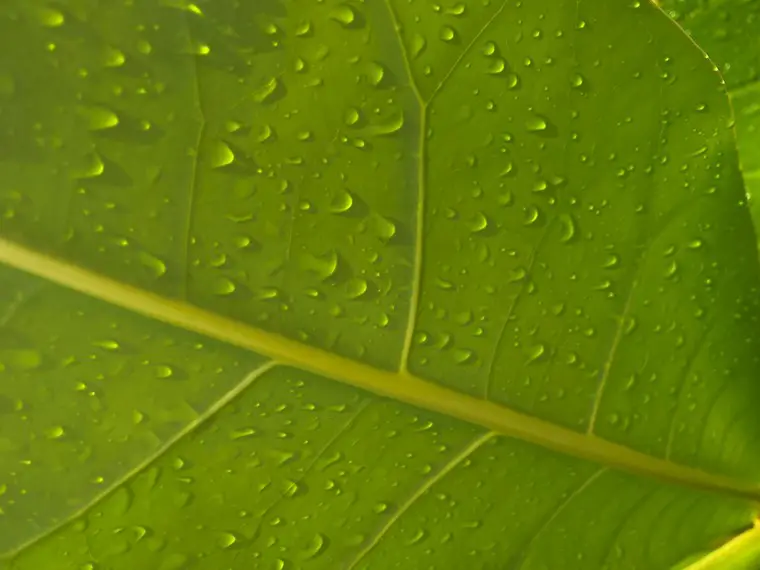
[155,365,174,379]
[330,4,356,26]
[138,251,167,277]
[45,426,65,439]
[440,26,457,42]
[213,277,236,295]
[526,114,548,132]
[346,278,368,299]
[559,213,576,243]
[253,77,279,103]
[210,141,235,168]
[469,212,489,233]
[527,344,546,363]
[93,340,120,351]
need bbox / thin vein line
[484,229,548,400]
[382,0,425,372]
[2,239,760,505]
[343,431,495,570]
[587,279,638,434]
[512,468,607,569]
[426,0,509,104]
[664,317,715,459]
[179,19,206,301]
[251,398,370,540]
[0,360,278,561]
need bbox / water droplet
[526,114,548,132]
[344,107,360,126]
[559,213,576,243]
[330,190,354,213]
[210,141,235,168]
[373,502,389,513]
[440,26,457,42]
[81,105,119,130]
[367,62,385,86]
[527,344,546,363]
[301,533,328,560]
[38,7,64,27]
[453,348,475,364]
[45,426,65,439]
[138,251,167,277]
[346,278,368,299]
[93,340,120,351]
[376,216,397,240]
[330,5,356,26]
[155,365,174,379]
[488,58,507,75]
[253,77,279,103]
[469,212,489,233]
[213,277,236,295]
[571,73,585,88]
[411,34,426,58]
[217,532,238,549]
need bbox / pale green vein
[251,398,371,542]
[0,359,279,561]
[513,468,608,569]
[382,0,425,373]
[343,431,496,570]
[2,238,760,505]
[588,278,639,435]
[179,14,206,302]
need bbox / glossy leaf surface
[1,1,760,569]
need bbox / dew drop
[138,251,167,278]
[213,277,236,295]
[346,278,368,299]
[155,365,174,379]
[45,426,65,439]
[253,77,279,103]
[440,26,457,42]
[411,34,427,58]
[210,141,235,168]
[469,212,489,233]
[330,4,356,26]
[526,114,548,132]
[559,213,576,243]
[330,189,354,213]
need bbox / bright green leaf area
[1,1,760,569]
[658,0,760,232]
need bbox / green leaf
[1,1,760,569]
[657,0,760,228]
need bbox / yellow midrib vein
[1,237,760,506]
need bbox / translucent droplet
[301,533,328,560]
[155,365,174,379]
[330,5,356,26]
[253,77,279,103]
[45,426,65,439]
[217,532,238,549]
[559,213,576,243]
[527,344,546,363]
[346,278,368,299]
[488,58,507,75]
[93,340,120,351]
[376,216,397,240]
[210,141,235,168]
[39,7,64,27]
[440,26,457,42]
[81,105,119,130]
[213,277,236,295]
[344,107,360,126]
[367,62,385,86]
[571,73,585,88]
[411,34,426,58]
[469,212,489,233]
[526,114,548,132]
[138,251,167,277]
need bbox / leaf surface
[658,0,760,232]
[1,1,760,569]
